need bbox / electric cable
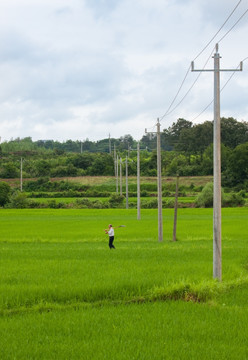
[191,56,248,122]
[160,46,215,120]
[159,0,244,122]
[193,0,242,62]
[218,7,248,44]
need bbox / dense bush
[163,199,175,208]
[23,178,90,192]
[0,162,19,178]
[195,183,224,208]
[162,190,171,197]
[223,192,245,207]
[141,198,176,209]
[141,199,157,209]
[128,192,137,197]
[0,181,11,206]
[108,194,125,208]
[6,192,29,209]
[195,182,245,208]
[75,199,109,209]
[140,190,149,197]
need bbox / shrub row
[27,190,112,198]
[195,183,246,208]
[26,189,191,199]
[22,178,205,194]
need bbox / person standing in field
[105,224,115,249]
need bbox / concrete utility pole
[128,144,132,158]
[173,175,179,242]
[137,142,141,220]
[192,43,243,281]
[116,153,119,194]
[146,118,163,242]
[124,156,134,209]
[114,144,116,174]
[20,157,23,192]
[109,133,111,154]
[120,158,122,196]
[156,118,163,242]
[125,156,129,209]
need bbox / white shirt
[108,227,114,236]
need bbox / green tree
[118,134,135,151]
[201,144,231,176]
[221,117,248,148]
[166,154,188,176]
[226,142,248,185]
[34,160,52,176]
[140,133,157,151]
[8,191,29,208]
[0,181,11,206]
[69,153,95,170]
[176,122,213,160]
[195,182,225,208]
[163,118,193,149]
[0,162,19,178]
[89,154,114,175]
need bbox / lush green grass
[0,208,247,359]
[1,207,247,242]
[1,297,248,360]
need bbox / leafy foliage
[0,118,247,188]
[6,192,29,209]
[0,181,11,206]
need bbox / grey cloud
[0,0,247,141]
[54,7,73,16]
[84,0,121,18]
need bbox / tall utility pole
[128,144,132,158]
[114,144,116,175]
[156,118,163,242]
[173,175,179,242]
[124,156,133,209]
[146,118,163,242]
[109,133,111,154]
[120,158,122,196]
[126,156,128,209]
[192,43,243,281]
[116,154,119,194]
[125,156,129,209]
[20,157,23,192]
[137,142,141,220]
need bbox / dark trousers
[109,236,115,249]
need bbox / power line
[193,0,242,62]
[161,46,215,120]
[218,7,248,44]
[191,56,248,122]
[159,0,244,122]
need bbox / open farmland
[1,175,220,210]
[0,208,248,359]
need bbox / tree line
[0,117,247,188]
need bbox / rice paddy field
[0,208,248,359]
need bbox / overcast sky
[0,0,247,142]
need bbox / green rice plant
[0,208,247,359]
[0,291,248,359]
